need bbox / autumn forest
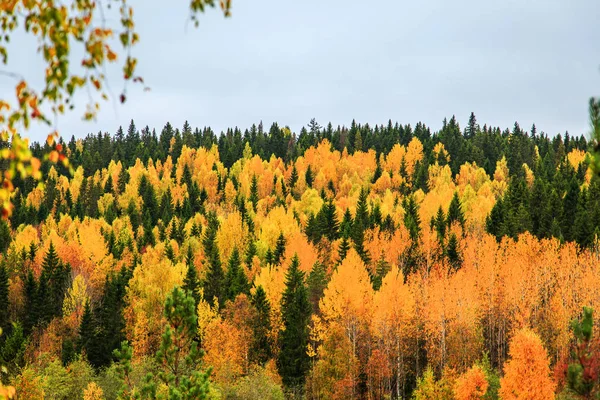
[1,115,600,399]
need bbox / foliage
[499,329,556,400]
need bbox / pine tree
[117,166,129,195]
[41,242,70,320]
[202,213,224,308]
[103,174,114,194]
[434,206,447,242]
[447,192,466,229]
[250,286,273,366]
[0,265,9,333]
[248,175,259,213]
[305,165,314,188]
[78,301,95,359]
[23,270,38,335]
[305,213,320,244]
[182,247,201,308]
[289,165,298,190]
[403,195,421,242]
[273,232,286,266]
[277,255,312,390]
[224,247,250,303]
[337,237,351,264]
[446,233,462,270]
[0,220,10,254]
[245,239,257,267]
[134,287,212,399]
[307,262,327,314]
[317,199,340,242]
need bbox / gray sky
[6,0,600,143]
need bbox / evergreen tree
[250,286,273,366]
[337,237,351,264]
[273,232,286,266]
[182,247,201,308]
[41,242,70,320]
[446,233,462,270]
[78,301,95,359]
[224,247,250,303]
[277,255,312,391]
[289,165,298,190]
[104,174,114,194]
[249,175,259,212]
[433,206,447,242]
[23,270,38,335]
[317,199,340,242]
[307,262,327,314]
[245,239,257,267]
[117,166,129,195]
[202,213,224,308]
[403,195,421,242]
[0,220,10,254]
[305,165,314,188]
[0,265,9,334]
[447,192,466,229]
[130,287,212,399]
[0,323,26,378]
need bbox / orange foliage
[499,329,555,399]
[453,365,488,400]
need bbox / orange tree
[0,0,231,217]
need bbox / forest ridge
[0,114,599,399]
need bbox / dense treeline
[0,115,599,399]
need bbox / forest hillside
[1,115,599,399]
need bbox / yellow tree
[371,265,416,398]
[316,249,373,398]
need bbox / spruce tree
[273,232,287,266]
[202,213,224,308]
[403,195,421,242]
[337,237,351,263]
[447,192,466,229]
[277,255,312,391]
[182,247,201,308]
[224,247,250,303]
[305,165,314,188]
[249,175,259,212]
[250,286,273,366]
[0,220,10,254]
[307,262,327,314]
[0,265,9,334]
[23,270,37,335]
[117,166,129,195]
[245,239,257,267]
[104,174,114,194]
[78,301,95,359]
[317,199,340,242]
[446,233,462,270]
[289,165,298,190]
[132,287,212,399]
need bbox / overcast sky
[6,0,600,142]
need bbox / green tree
[250,286,273,366]
[277,255,312,391]
[0,221,10,254]
[273,232,287,266]
[447,192,465,229]
[202,213,224,308]
[0,265,8,334]
[224,247,250,303]
[182,247,201,308]
[567,306,600,398]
